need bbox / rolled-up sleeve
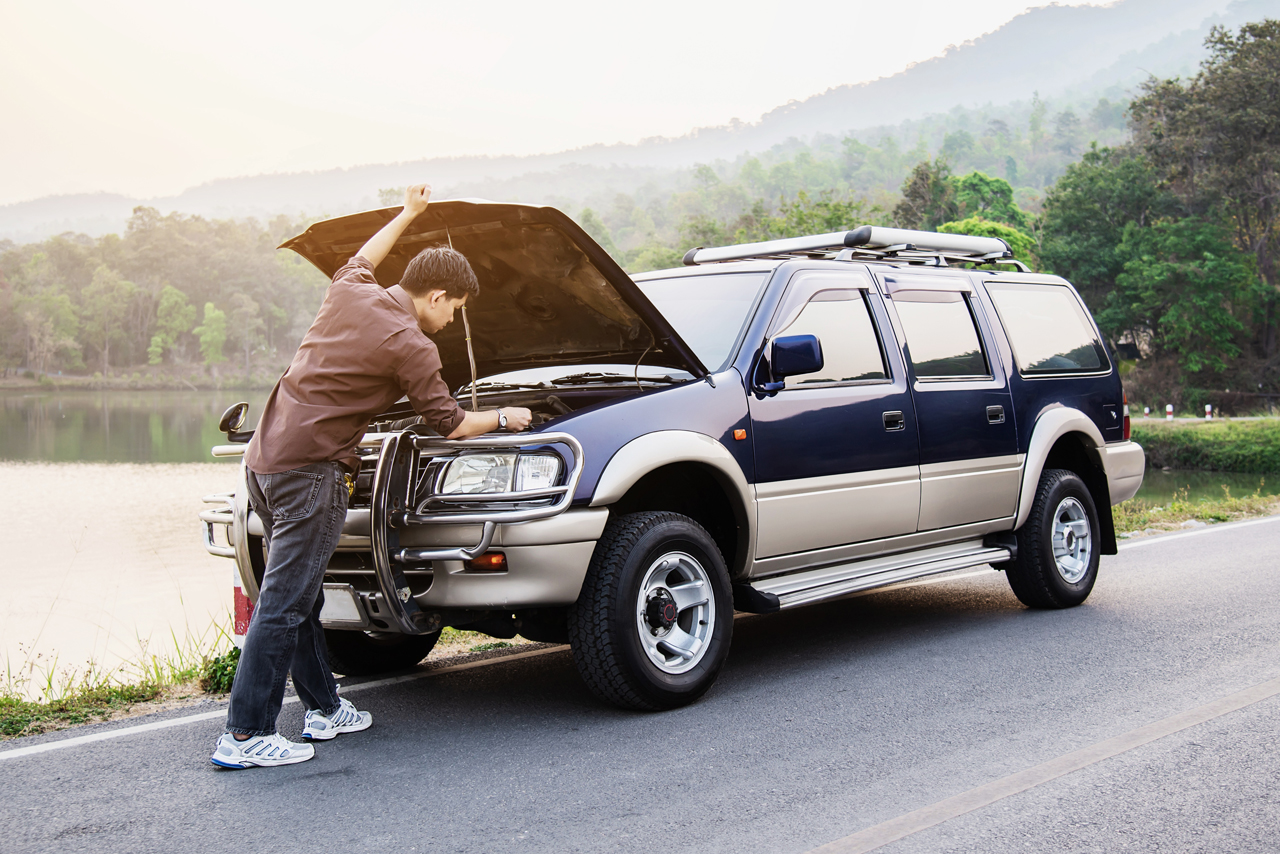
[387,330,467,436]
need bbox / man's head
[400,247,480,334]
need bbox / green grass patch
[0,682,163,738]
[1114,483,1280,533]
[1131,419,1280,473]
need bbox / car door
[749,268,921,559]
[880,271,1020,531]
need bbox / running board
[749,540,1011,610]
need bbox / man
[211,184,532,769]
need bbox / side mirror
[756,335,824,394]
[219,402,253,443]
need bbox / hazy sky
[0,1,1102,206]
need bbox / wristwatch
[497,408,508,431]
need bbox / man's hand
[356,181,433,271]
[501,407,533,432]
[403,183,432,218]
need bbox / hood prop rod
[447,224,481,413]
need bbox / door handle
[987,405,1005,425]
[883,411,905,432]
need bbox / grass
[1,623,237,740]
[2,623,535,740]
[1114,482,1280,534]
[1131,419,1280,474]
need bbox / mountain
[3,0,1275,244]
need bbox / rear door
[750,268,921,558]
[880,272,1021,531]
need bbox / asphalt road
[5,518,1280,854]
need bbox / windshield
[636,272,770,371]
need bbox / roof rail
[682,225,1015,267]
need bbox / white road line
[808,674,1280,854]
[0,645,569,763]
[1117,513,1280,550]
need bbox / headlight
[515,454,562,491]
[437,452,562,495]
[439,453,516,495]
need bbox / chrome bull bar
[370,430,585,634]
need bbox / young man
[211,184,532,769]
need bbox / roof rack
[682,225,1027,271]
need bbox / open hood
[279,200,706,392]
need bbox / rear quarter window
[985,282,1110,375]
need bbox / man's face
[413,290,468,334]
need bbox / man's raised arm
[356,183,432,270]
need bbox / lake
[0,389,271,463]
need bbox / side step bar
[745,540,1011,611]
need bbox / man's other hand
[403,183,432,218]
[503,407,533,432]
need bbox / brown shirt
[245,255,466,474]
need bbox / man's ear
[428,289,449,307]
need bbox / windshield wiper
[551,371,684,386]
[463,380,552,393]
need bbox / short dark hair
[401,247,480,300]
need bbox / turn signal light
[1123,390,1131,441]
[465,552,508,573]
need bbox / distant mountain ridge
[4,0,1275,244]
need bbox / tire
[1004,468,1101,609]
[324,629,439,676]
[568,511,734,711]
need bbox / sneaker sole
[210,751,314,768]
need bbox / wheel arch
[589,431,755,579]
[1015,408,1117,555]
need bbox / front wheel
[324,629,439,676]
[1004,468,1101,609]
[569,512,734,711]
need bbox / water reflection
[0,390,271,463]
[1133,468,1277,503]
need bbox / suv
[201,202,1145,711]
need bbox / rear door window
[892,294,990,379]
[985,282,1109,375]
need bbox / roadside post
[1205,404,1213,420]
[1166,404,1174,421]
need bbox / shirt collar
[388,285,426,332]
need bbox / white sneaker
[210,732,315,768]
[302,697,372,741]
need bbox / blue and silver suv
[202,202,1145,711]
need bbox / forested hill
[2,0,1274,243]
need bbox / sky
[0,0,1105,206]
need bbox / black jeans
[226,462,347,736]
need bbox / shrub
[199,646,240,694]
[1132,420,1280,473]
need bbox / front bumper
[202,430,598,634]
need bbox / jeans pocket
[264,470,325,521]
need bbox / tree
[18,291,80,374]
[952,172,1030,230]
[1130,20,1280,355]
[578,208,619,257]
[192,302,227,367]
[1040,144,1175,309]
[80,266,137,373]
[228,292,264,374]
[893,158,958,230]
[938,217,1037,267]
[1101,218,1260,374]
[147,284,196,364]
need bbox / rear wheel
[569,511,733,711]
[1004,468,1100,609]
[324,629,439,676]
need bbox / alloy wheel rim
[635,551,714,675]
[1051,497,1092,584]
